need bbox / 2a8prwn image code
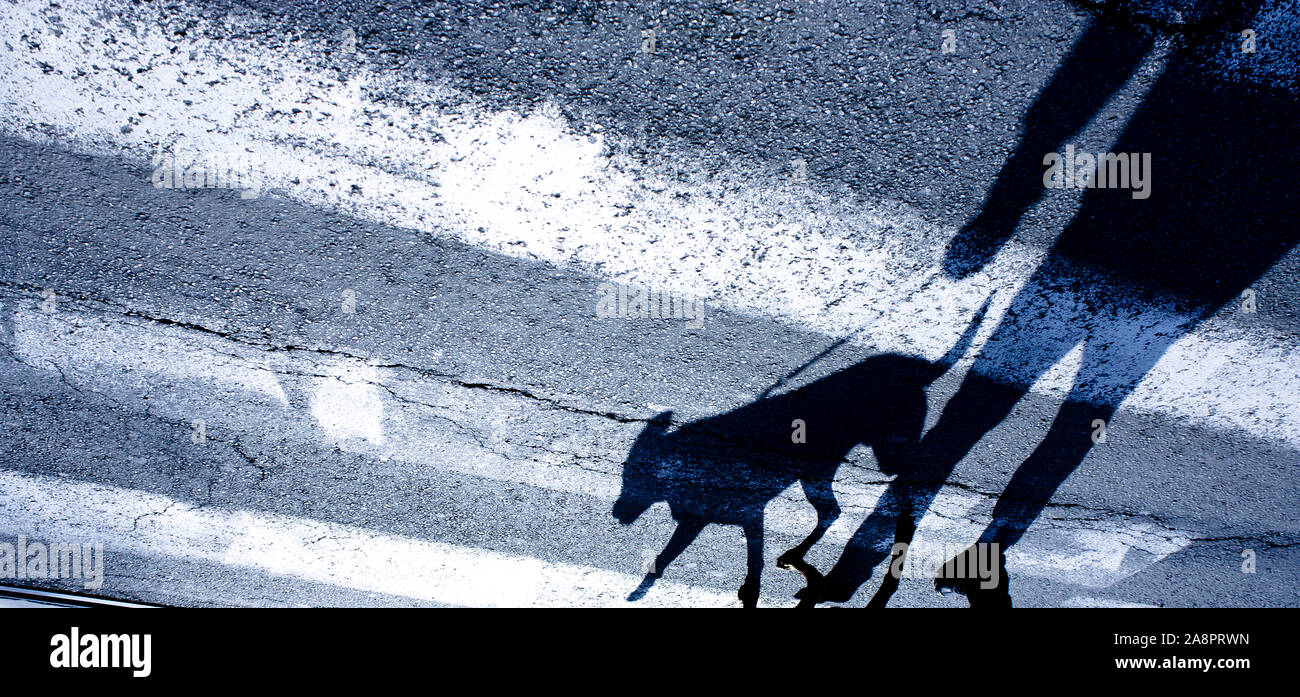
[0,0,1294,685]
[1110,631,1258,672]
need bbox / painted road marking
[1,0,1296,450]
[0,469,753,607]
[4,300,1195,591]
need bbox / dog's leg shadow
[778,554,825,609]
[627,518,705,602]
[777,478,839,608]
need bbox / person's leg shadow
[819,256,1198,606]
[820,0,1297,606]
[816,15,1158,606]
[939,51,1299,604]
[943,15,1154,279]
[924,262,1193,605]
[818,256,1169,605]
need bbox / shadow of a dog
[612,302,988,607]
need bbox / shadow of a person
[821,0,1298,606]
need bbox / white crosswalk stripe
[3,299,1195,596]
[1,0,1296,449]
[0,469,754,607]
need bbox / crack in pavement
[3,284,1296,550]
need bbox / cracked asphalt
[0,0,1297,606]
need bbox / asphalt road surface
[0,0,1296,607]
